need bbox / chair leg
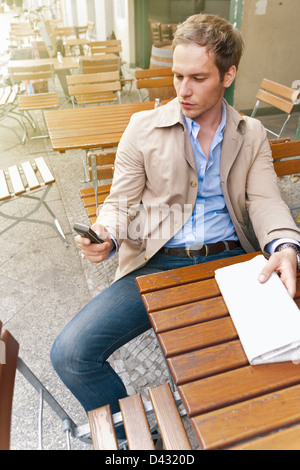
[17,358,85,449]
[0,186,69,246]
[250,99,260,118]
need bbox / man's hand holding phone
[74,223,113,263]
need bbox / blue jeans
[51,247,245,418]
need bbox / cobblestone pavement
[0,8,299,450]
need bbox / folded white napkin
[215,255,300,365]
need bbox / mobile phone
[73,223,104,244]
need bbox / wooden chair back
[67,71,121,105]
[270,140,300,177]
[0,322,19,450]
[135,67,175,101]
[255,79,300,114]
[86,21,95,39]
[150,23,177,44]
[9,22,36,41]
[90,39,122,55]
[80,57,120,74]
[251,78,300,138]
[54,26,76,38]
[79,149,116,223]
[135,67,174,88]
[9,64,54,83]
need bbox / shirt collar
[184,100,227,140]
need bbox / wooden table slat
[191,383,300,450]
[142,278,221,313]
[179,361,300,417]
[229,423,300,450]
[136,252,258,294]
[167,339,247,386]
[158,316,237,358]
[149,296,228,333]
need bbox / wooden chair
[150,23,162,44]
[9,64,60,139]
[66,71,122,106]
[0,84,30,144]
[53,26,76,39]
[0,157,68,246]
[88,383,192,450]
[1,317,191,450]
[0,322,93,449]
[9,23,37,46]
[79,149,116,224]
[251,78,300,138]
[80,57,134,92]
[80,56,120,74]
[0,321,19,450]
[90,39,122,55]
[135,67,175,102]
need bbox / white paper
[215,255,300,365]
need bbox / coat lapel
[156,99,197,173]
[220,102,245,181]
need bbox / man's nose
[179,79,192,97]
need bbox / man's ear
[223,65,236,88]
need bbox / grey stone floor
[0,8,299,451]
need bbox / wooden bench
[88,382,192,450]
[270,139,300,177]
[79,139,299,227]
[0,157,68,246]
[79,149,116,224]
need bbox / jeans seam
[97,320,151,363]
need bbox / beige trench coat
[97,98,300,281]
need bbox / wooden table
[44,100,169,153]
[136,252,300,450]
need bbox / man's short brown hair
[172,13,244,81]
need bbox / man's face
[173,43,235,123]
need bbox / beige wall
[234,0,300,112]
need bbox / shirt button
[144,254,150,261]
[190,181,197,188]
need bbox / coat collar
[153,98,247,176]
[221,101,246,179]
[154,98,245,130]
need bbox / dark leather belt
[159,241,240,258]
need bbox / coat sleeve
[245,122,300,249]
[96,113,146,245]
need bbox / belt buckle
[185,246,193,258]
[186,244,209,258]
[203,244,209,256]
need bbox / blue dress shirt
[166,102,238,248]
